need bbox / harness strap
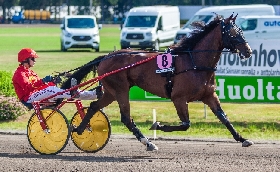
[165,72,173,98]
[174,49,217,75]
[175,67,217,75]
[158,48,219,98]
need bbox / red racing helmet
[18,48,39,63]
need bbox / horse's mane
[60,55,106,89]
[171,15,222,51]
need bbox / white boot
[79,90,97,100]
[140,137,158,151]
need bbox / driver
[12,48,102,108]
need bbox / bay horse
[61,14,253,151]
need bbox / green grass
[0,24,279,141]
[0,25,121,76]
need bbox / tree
[1,0,280,24]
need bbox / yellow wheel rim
[71,109,111,152]
[27,108,70,155]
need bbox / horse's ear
[212,12,218,21]
[232,14,238,23]
[224,14,233,24]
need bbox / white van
[120,6,180,50]
[174,4,275,44]
[239,15,280,39]
[60,15,101,52]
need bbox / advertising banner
[215,39,280,102]
[129,39,280,103]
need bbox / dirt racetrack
[0,133,279,172]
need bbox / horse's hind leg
[74,91,114,134]
[202,94,253,147]
[150,99,191,132]
[117,90,158,151]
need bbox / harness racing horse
[62,14,253,151]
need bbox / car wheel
[95,48,100,52]
[60,42,67,52]
[153,40,159,51]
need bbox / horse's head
[221,14,252,60]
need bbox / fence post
[153,109,156,140]
[204,104,207,119]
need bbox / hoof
[70,125,83,135]
[149,122,160,130]
[146,142,158,151]
[70,125,77,132]
[242,140,254,147]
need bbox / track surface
[0,133,279,171]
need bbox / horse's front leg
[202,94,254,147]
[118,94,158,151]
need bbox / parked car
[60,15,101,52]
[174,4,275,44]
[239,15,280,39]
[120,6,180,50]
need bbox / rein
[55,48,232,79]
[72,54,158,88]
[53,51,158,77]
[40,54,158,103]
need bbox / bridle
[173,16,248,74]
[220,17,247,52]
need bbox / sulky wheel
[71,108,111,153]
[27,108,70,155]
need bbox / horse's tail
[60,55,106,89]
